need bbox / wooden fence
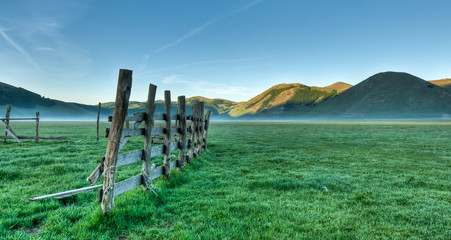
[0,106,67,143]
[29,69,212,215]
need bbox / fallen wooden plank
[4,127,22,143]
[87,161,103,185]
[116,149,144,167]
[28,184,102,201]
[113,175,143,197]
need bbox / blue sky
[1,0,450,104]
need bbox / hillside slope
[317,82,353,93]
[309,72,451,118]
[0,82,98,120]
[429,79,451,89]
[228,83,338,117]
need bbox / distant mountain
[1,72,450,120]
[315,82,353,93]
[0,82,99,120]
[308,72,451,118]
[228,83,340,117]
[429,79,451,89]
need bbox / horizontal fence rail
[2,106,67,143]
[29,69,212,215]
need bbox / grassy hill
[308,72,451,118]
[429,78,451,89]
[315,82,353,93]
[228,83,339,117]
[2,73,450,120]
[0,82,98,120]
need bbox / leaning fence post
[203,110,211,152]
[177,96,186,169]
[96,102,101,143]
[35,112,39,143]
[163,90,171,178]
[101,69,132,214]
[4,105,11,143]
[143,84,156,190]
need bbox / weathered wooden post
[177,96,186,169]
[192,103,198,158]
[4,105,11,142]
[143,84,156,190]
[194,102,202,157]
[101,69,132,214]
[199,102,205,152]
[202,111,211,152]
[96,102,101,143]
[187,105,195,164]
[35,112,39,143]
[163,90,171,178]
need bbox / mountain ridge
[1,72,450,120]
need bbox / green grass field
[0,121,450,239]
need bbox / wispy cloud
[155,0,264,52]
[162,75,188,84]
[0,28,39,67]
[148,55,274,74]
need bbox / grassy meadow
[0,121,450,239]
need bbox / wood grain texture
[87,161,103,185]
[177,96,187,169]
[163,90,171,178]
[113,175,143,197]
[154,113,178,121]
[143,84,157,190]
[187,103,196,163]
[102,69,132,214]
[116,149,144,167]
